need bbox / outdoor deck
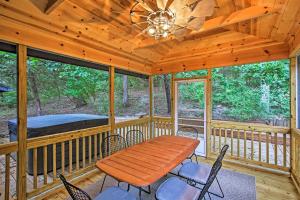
[45,158,299,200]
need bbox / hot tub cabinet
[8,114,109,175]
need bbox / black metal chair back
[198,160,222,200]
[177,126,199,140]
[216,144,229,163]
[126,129,145,147]
[59,174,92,200]
[101,134,127,158]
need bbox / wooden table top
[96,135,200,187]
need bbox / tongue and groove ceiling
[0,0,299,75]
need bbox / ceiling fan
[129,0,216,39]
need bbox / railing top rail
[114,117,150,128]
[212,120,290,133]
[153,116,172,122]
[27,125,111,149]
[0,141,18,155]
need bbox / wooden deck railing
[291,128,300,193]
[152,117,172,137]
[0,142,18,200]
[26,124,111,198]
[0,117,294,199]
[0,117,154,199]
[115,117,151,141]
[211,120,290,171]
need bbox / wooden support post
[17,44,27,200]
[171,73,176,135]
[290,57,297,172]
[290,57,297,129]
[109,66,115,134]
[206,69,212,158]
[149,76,154,139]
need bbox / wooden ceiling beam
[134,5,279,50]
[152,43,289,74]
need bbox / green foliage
[212,60,290,121]
[0,50,291,124]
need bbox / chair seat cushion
[94,186,136,200]
[179,162,211,184]
[156,177,200,200]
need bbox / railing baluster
[43,146,48,184]
[266,132,270,164]
[83,137,86,168]
[224,129,227,145]
[94,134,97,162]
[283,133,287,167]
[76,138,79,170]
[237,130,240,158]
[274,132,278,165]
[251,131,254,160]
[5,153,10,200]
[244,130,247,159]
[218,128,221,152]
[231,129,233,156]
[69,140,72,173]
[61,142,65,174]
[89,136,92,164]
[259,132,262,162]
[33,148,38,189]
[213,128,216,152]
[53,143,57,180]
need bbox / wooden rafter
[134,5,279,50]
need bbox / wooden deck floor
[45,157,299,200]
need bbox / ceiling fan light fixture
[148,27,156,35]
[146,9,175,40]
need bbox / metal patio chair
[156,158,222,200]
[100,134,127,192]
[178,144,229,198]
[177,126,200,164]
[59,174,136,200]
[126,129,145,147]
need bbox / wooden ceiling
[0,0,299,75]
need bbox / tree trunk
[123,75,129,107]
[28,70,42,115]
[163,75,171,114]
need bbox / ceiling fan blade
[191,0,216,17]
[137,0,154,12]
[173,28,191,37]
[170,0,191,26]
[165,0,174,9]
[186,17,205,30]
[157,0,167,10]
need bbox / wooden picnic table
[96,135,200,187]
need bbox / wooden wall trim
[17,44,27,200]
[152,43,289,74]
